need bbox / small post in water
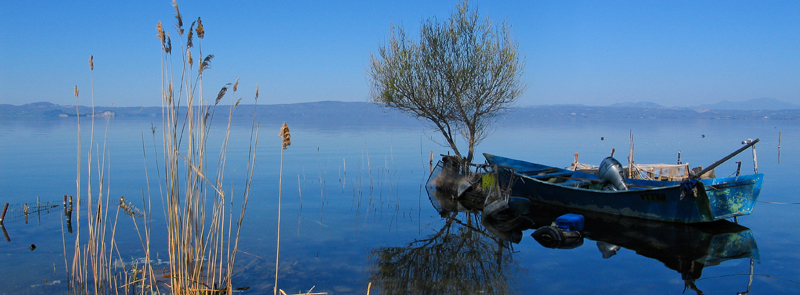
[0,203,8,224]
[1,223,9,242]
[778,131,782,164]
[430,150,434,174]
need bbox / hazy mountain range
[609,97,800,110]
[1,98,800,124]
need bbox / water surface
[0,115,798,294]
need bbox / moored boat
[484,148,763,224]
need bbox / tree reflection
[368,211,517,295]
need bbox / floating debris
[30,280,61,288]
[114,257,170,268]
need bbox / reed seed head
[165,34,172,54]
[74,85,79,98]
[187,20,195,49]
[199,54,213,74]
[215,84,228,105]
[172,0,183,35]
[157,21,165,49]
[187,49,193,67]
[233,78,239,92]
[89,55,93,71]
[196,17,204,39]
[280,123,291,149]
[255,84,259,100]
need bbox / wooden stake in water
[0,203,8,224]
[1,223,9,242]
[429,150,433,174]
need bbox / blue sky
[1,0,798,107]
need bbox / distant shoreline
[2,101,800,122]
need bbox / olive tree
[369,1,524,165]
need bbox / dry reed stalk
[71,85,83,287]
[275,123,291,295]
[297,174,302,237]
[66,55,126,294]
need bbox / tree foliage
[369,1,524,164]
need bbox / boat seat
[528,171,573,179]
[560,179,591,188]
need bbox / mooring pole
[742,139,759,174]
[694,139,759,178]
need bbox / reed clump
[157,1,259,293]
[67,1,260,294]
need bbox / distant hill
[3,100,800,123]
[0,101,421,128]
[608,102,665,108]
[691,97,800,110]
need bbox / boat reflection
[376,183,758,294]
[427,182,759,294]
[367,187,520,295]
[525,203,759,294]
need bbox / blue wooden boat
[483,152,764,224]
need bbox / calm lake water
[1,113,798,294]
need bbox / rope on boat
[727,193,800,205]
[756,200,800,205]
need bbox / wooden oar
[692,138,759,178]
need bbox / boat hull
[484,154,763,223]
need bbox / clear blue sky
[1,0,798,107]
